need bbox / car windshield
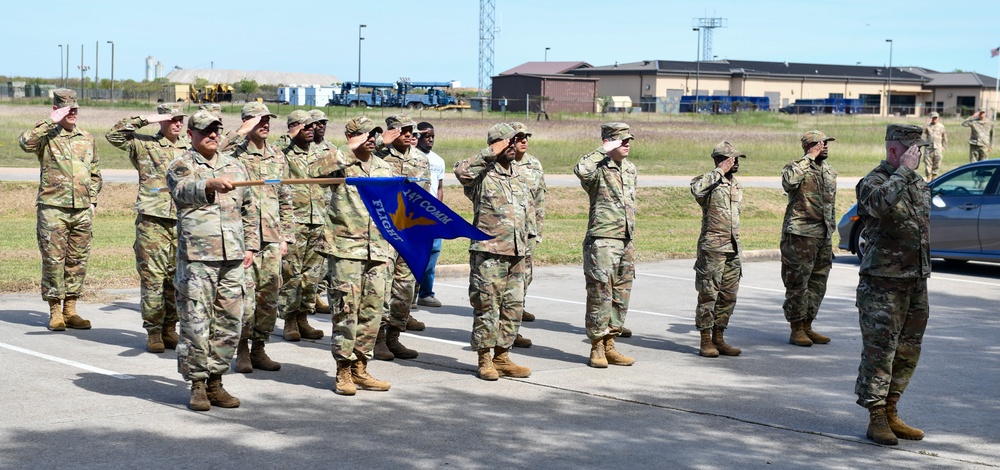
[932,166,998,196]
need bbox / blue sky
[4,0,998,87]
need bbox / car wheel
[943,258,968,266]
[852,222,867,261]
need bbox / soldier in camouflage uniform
[781,131,837,348]
[574,123,638,369]
[854,124,931,445]
[167,110,260,411]
[106,103,189,351]
[19,89,102,331]
[961,108,993,163]
[277,110,326,342]
[309,109,334,316]
[508,122,545,349]
[310,116,394,396]
[226,103,294,373]
[372,114,429,361]
[921,112,947,180]
[691,142,746,358]
[454,123,535,381]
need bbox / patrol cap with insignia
[487,122,517,144]
[345,115,383,135]
[929,112,940,118]
[287,109,317,127]
[52,88,79,109]
[800,130,835,148]
[187,110,223,131]
[385,114,417,130]
[241,102,277,120]
[885,123,931,147]
[510,121,532,137]
[198,103,223,118]
[156,103,187,118]
[711,141,747,159]
[601,122,634,141]
[308,109,329,123]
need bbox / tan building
[904,67,999,116]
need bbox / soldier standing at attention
[19,89,102,332]
[414,121,446,309]
[921,112,947,180]
[961,108,993,162]
[508,122,545,349]
[106,103,189,351]
[574,123,637,368]
[690,142,746,358]
[227,103,293,373]
[781,131,836,348]
[854,124,931,446]
[309,109,333,316]
[309,116,394,396]
[277,110,326,342]
[454,123,534,381]
[167,110,259,411]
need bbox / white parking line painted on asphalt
[635,273,857,302]
[0,342,134,379]
[401,332,466,346]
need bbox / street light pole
[107,41,115,104]
[545,47,550,62]
[58,45,64,86]
[693,28,701,103]
[358,24,366,106]
[886,39,893,117]
[95,41,99,97]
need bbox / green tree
[234,78,259,94]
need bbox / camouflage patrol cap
[345,115,383,135]
[308,109,329,123]
[978,107,987,112]
[800,130,835,149]
[198,103,223,118]
[929,112,940,118]
[711,141,747,159]
[487,122,517,144]
[156,103,186,118]
[241,102,277,120]
[187,110,223,131]
[385,114,417,130]
[510,122,532,137]
[52,88,79,109]
[601,122,634,141]
[885,124,931,147]
[287,109,317,127]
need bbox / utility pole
[95,41,99,97]
[58,45,64,86]
[886,39,893,116]
[107,41,115,104]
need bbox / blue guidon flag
[347,176,492,284]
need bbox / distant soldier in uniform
[310,116,394,396]
[454,123,534,381]
[167,110,259,411]
[198,103,223,118]
[106,103,189,351]
[921,112,947,180]
[309,109,333,315]
[19,89,102,331]
[961,108,993,162]
[277,110,326,342]
[854,124,931,445]
[781,131,837,347]
[414,121,446,309]
[574,123,637,369]
[508,122,545,349]
[690,142,746,358]
[227,103,293,373]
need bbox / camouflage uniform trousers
[134,214,178,334]
[524,239,536,305]
[36,204,92,301]
[468,251,526,351]
[174,259,245,381]
[384,252,416,330]
[970,145,989,163]
[694,250,742,331]
[242,241,282,341]
[329,257,388,361]
[583,237,635,340]
[779,233,832,323]
[923,148,943,180]
[279,223,326,319]
[855,275,928,409]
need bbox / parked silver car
[837,159,1000,263]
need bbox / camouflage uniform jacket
[856,161,931,279]
[923,122,948,150]
[515,153,547,240]
[691,168,741,253]
[574,148,637,240]
[309,146,395,262]
[781,155,837,239]
[378,144,432,191]
[226,138,295,247]
[455,149,535,256]
[167,149,260,262]
[961,117,994,147]
[106,116,189,219]
[19,119,102,209]
[281,141,327,225]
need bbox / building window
[859,94,881,114]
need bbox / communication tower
[693,17,727,61]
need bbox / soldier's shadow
[72,372,191,409]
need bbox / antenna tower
[478,0,496,97]
[693,17,727,60]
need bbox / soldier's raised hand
[716,156,736,173]
[236,116,262,136]
[288,122,304,139]
[49,106,72,123]
[347,132,369,151]
[602,139,623,153]
[382,128,402,145]
[899,145,922,170]
[489,138,511,157]
[805,142,823,159]
[146,114,174,124]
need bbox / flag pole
[153,177,346,193]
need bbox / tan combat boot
[315,294,330,314]
[492,347,531,378]
[162,322,179,349]
[234,338,252,373]
[250,340,281,371]
[385,326,418,359]
[405,315,426,331]
[62,297,91,329]
[47,299,66,331]
[604,335,636,366]
[351,358,391,391]
[803,320,831,344]
[146,332,165,353]
[866,406,898,445]
[373,325,395,361]
[789,320,813,347]
[619,326,632,338]
[886,397,925,440]
[296,314,325,340]
[188,379,210,411]
[712,327,742,356]
[334,359,357,395]
[282,313,301,341]
[699,329,719,357]
[588,338,608,368]
[206,374,240,408]
[513,334,532,348]
[477,349,499,380]
[521,310,536,322]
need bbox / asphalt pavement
[1,256,997,469]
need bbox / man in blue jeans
[415,122,445,307]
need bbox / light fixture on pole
[107,41,115,104]
[545,47,550,62]
[693,28,701,101]
[358,24,366,105]
[886,39,893,116]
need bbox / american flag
[992,47,1000,58]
